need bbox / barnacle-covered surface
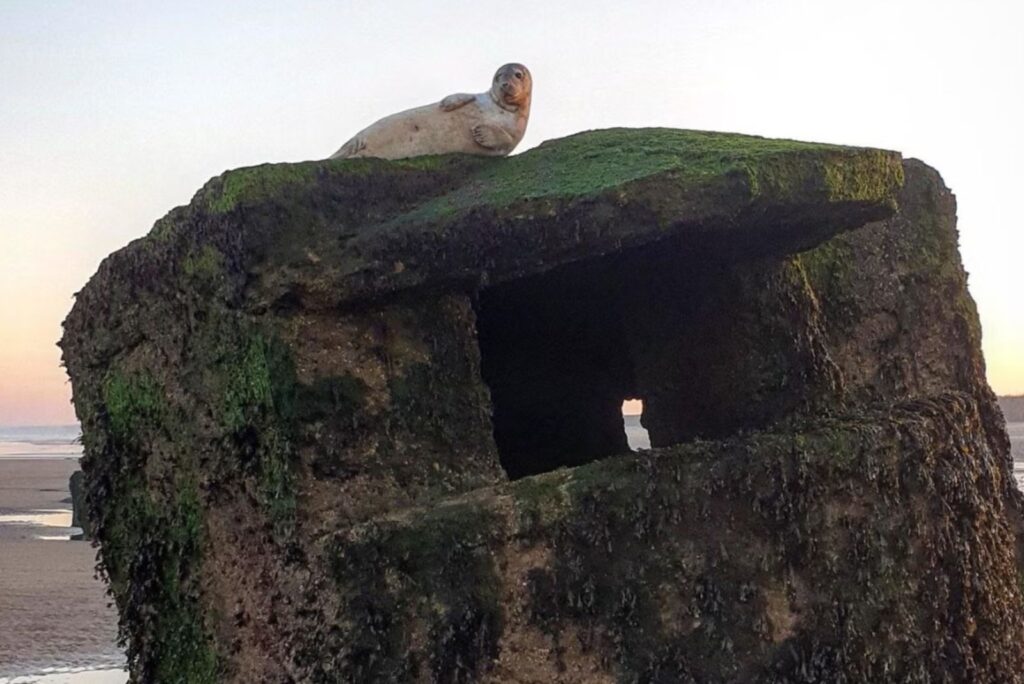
[59,129,1023,682]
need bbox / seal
[330,63,532,160]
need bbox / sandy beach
[0,456,123,682]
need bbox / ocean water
[0,425,82,460]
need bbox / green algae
[198,128,902,226]
[324,501,505,682]
[387,128,904,225]
[821,149,905,202]
[221,335,299,537]
[223,337,278,431]
[182,245,224,281]
[103,371,165,443]
[102,474,219,682]
[145,481,220,684]
[205,163,322,214]
[745,147,904,205]
[204,154,480,215]
[797,233,860,325]
[509,470,573,535]
[94,370,219,682]
[129,127,906,314]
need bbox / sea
[0,420,1020,683]
[0,426,83,461]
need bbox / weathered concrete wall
[319,393,1021,683]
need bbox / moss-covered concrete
[797,159,989,408]
[58,129,1021,683]
[140,128,904,311]
[77,365,221,681]
[384,128,901,217]
[306,393,1022,682]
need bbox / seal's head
[490,63,532,111]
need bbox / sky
[0,0,1022,426]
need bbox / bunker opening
[476,251,642,480]
[474,236,786,480]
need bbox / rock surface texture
[60,129,1024,683]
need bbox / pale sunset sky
[1,0,1022,426]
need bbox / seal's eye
[514,71,523,79]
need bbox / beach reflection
[0,510,80,541]
[0,510,72,527]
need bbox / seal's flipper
[439,93,476,112]
[471,124,516,153]
[330,136,367,160]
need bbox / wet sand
[0,458,123,680]
[0,668,125,684]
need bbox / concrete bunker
[67,131,997,684]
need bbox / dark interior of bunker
[474,235,802,480]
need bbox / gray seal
[330,63,532,160]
